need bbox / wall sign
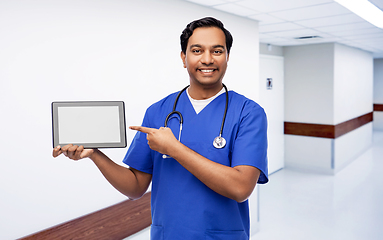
[266,78,273,90]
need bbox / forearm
[169,142,259,202]
[130,125,260,202]
[90,150,151,199]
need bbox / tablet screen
[52,101,126,148]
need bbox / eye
[213,49,223,55]
[192,49,201,54]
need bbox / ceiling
[184,0,383,58]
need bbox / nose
[200,52,214,65]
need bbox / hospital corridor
[252,131,383,240]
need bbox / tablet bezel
[52,101,127,149]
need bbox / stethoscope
[163,84,229,158]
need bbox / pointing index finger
[129,126,155,134]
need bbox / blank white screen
[58,106,120,144]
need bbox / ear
[180,51,186,68]
[226,52,230,62]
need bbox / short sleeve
[122,109,153,174]
[231,102,268,184]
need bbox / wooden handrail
[19,192,151,240]
[374,104,383,111]
[284,112,373,138]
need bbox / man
[53,17,268,240]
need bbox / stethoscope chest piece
[213,136,226,149]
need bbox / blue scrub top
[123,90,268,240]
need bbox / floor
[252,131,383,240]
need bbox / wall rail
[374,104,383,111]
[19,192,151,240]
[284,112,373,139]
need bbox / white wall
[374,59,383,104]
[334,123,373,170]
[374,58,383,130]
[285,135,333,173]
[334,43,373,124]
[0,0,261,239]
[259,43,284,57]
[374,112,383,130]
[284,43,335,125]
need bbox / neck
[188,83,223,100]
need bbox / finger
[52,145,62,158]
[61,144,73,157]
[130,126,155,134]
[61,144,73,152]
[74,145,84,160]
[67,145,79,159]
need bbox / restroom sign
[266,78,273,90]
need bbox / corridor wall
[374,58,383,130]
[284,43,373,174]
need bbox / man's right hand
[52,144,95,160]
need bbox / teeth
[200,69,214,73]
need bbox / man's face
[181,27,229,89]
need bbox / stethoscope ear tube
[164,111,183,127]
[164,85,189,127]
[219,84,229,138]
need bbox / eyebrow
[189,44,226,50]
[212,45,225,49]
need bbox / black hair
[180,17,233,54]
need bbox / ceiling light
[334,0,383,28]
[294,36,322,40]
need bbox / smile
[199,69,215,73]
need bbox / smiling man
[53,17,268,240]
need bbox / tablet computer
[52,101,127,148]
